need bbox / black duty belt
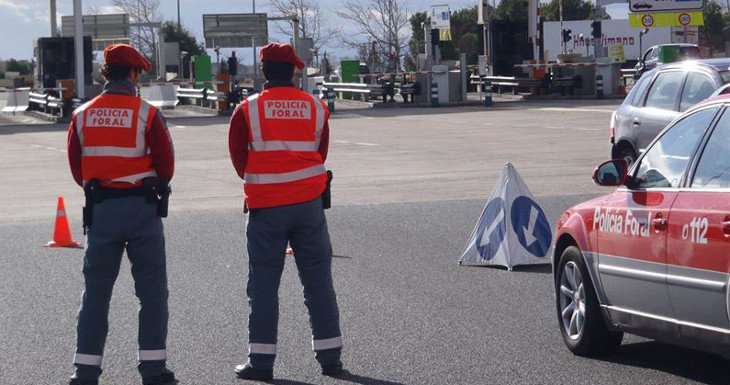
[94,186,148,200]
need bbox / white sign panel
[459,163,552,270]
[544,20,672,61]
[630,0,704,12]
[203,13,268,48]
[430,5,450,29]
[61,14,130,39]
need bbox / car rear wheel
[618,146,637,166]
[556,246,623,356]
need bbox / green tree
[492,0,528,22]
[404,11,427,71]
[540,0,594,21]
[404,6,483,70]
[6,59,32,75]
[701,0,726,54]
[162,21,204,56]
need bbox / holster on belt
[322,170,333,209]
[142,177,171,218]
[82,179,102,234]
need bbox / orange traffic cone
[44,196,82,248]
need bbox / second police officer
[228,43,343,381]
[66,44,177,385]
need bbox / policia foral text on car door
[66,44,178,385]
[228,43,342,381]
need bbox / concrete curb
[20,110,69,124]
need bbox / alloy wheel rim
[559,261,586,340]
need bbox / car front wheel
[556,246,623,356]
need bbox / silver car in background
[610,59,730,164]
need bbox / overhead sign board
[629,0,704,12]
[430,5,450,29]
[629,11,704,28]
[61,14,130,39]
[203,13,268,48]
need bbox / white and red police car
[553,95,730,357]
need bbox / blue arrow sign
[510,196,552,258]
[475,198,506,261]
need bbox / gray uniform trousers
[73,196,170,380]
[246,196,342,369]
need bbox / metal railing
[28,91,67,115]
[177,87,228,109]
[320,82,390,103]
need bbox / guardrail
[28,91,66,115]
[320,82,391,103]
[177,87,233,110]
[483,76,541,94]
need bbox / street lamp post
[73,0,85,99]
[639,28,649,62]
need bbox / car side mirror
[593,159,629,187]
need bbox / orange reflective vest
[74,94,158,187]
[242,87,328,208]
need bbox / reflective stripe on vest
[244,164,326,184]
[246,93,325,152]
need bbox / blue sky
[0,0,627,62]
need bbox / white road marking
[31,144,66,153]
[335,140,378,146]
[331,113,375,119]
[538,107,614,113]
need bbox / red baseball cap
[103,44,152,72]
[260,43,305,70]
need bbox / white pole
[50,0,58,37]
[158,28,166,80]
[559,0,564,54]
[252,0,257,88]
[73,0,85,99]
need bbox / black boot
[234,364,274,381]
[321,360,343,376]
[142,369,178,385]
[69,378,98,385]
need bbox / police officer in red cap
[229,43,343,380]
[66,44,177,385]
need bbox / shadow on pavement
[265,371,407,385]
[597,340,730,385]
[466,263,552,274]
[513,264,552,274]
[267,380,317,385]
[335,370,408,385]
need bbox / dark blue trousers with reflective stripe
[73,196,171,380]
[246,196,342,369]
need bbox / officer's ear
[129,68,142,84]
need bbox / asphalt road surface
[2,99,729,385]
